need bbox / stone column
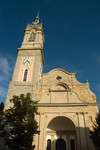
[38,113,45,150]
[76,112,82,150]
[33,114,40,150]
[78,112,88,150]
[51,135,54,150]
[83,113,95,150]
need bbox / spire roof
[36,12,39,19]
[32,12,40,25]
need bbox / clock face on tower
[22,56,34,65]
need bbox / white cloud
[0,54,15,81]
[0,54,15,102]
[0,74,8,82]
[0,57,10,75]
[0,86,7,99]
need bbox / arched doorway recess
[46,116,76,150]
[56,138,66,150]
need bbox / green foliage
[0,102,4,111]
[0,93,39,150]
[90,111,100,150]
[0,102,6,137]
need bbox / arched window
[23,69,28,81]
[47,139,51,150]
[29,32,36,41]
[70,139,75,150]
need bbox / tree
[0,102,4,111]
[0,93,39,150]
[0,102,8,150]
[90,111,100,150]
[0,102,5,137]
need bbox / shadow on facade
[0,127,94,150]
[46,127,94,150]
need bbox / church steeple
[5,15,45,109]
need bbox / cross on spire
[32,12,40,25]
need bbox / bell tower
[5,14,44,109]
[21,13,44,50]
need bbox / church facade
[5,15,98,150]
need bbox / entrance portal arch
[46,116,76,150]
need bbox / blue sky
[0,0,100,108]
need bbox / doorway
[56,138,66,150]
